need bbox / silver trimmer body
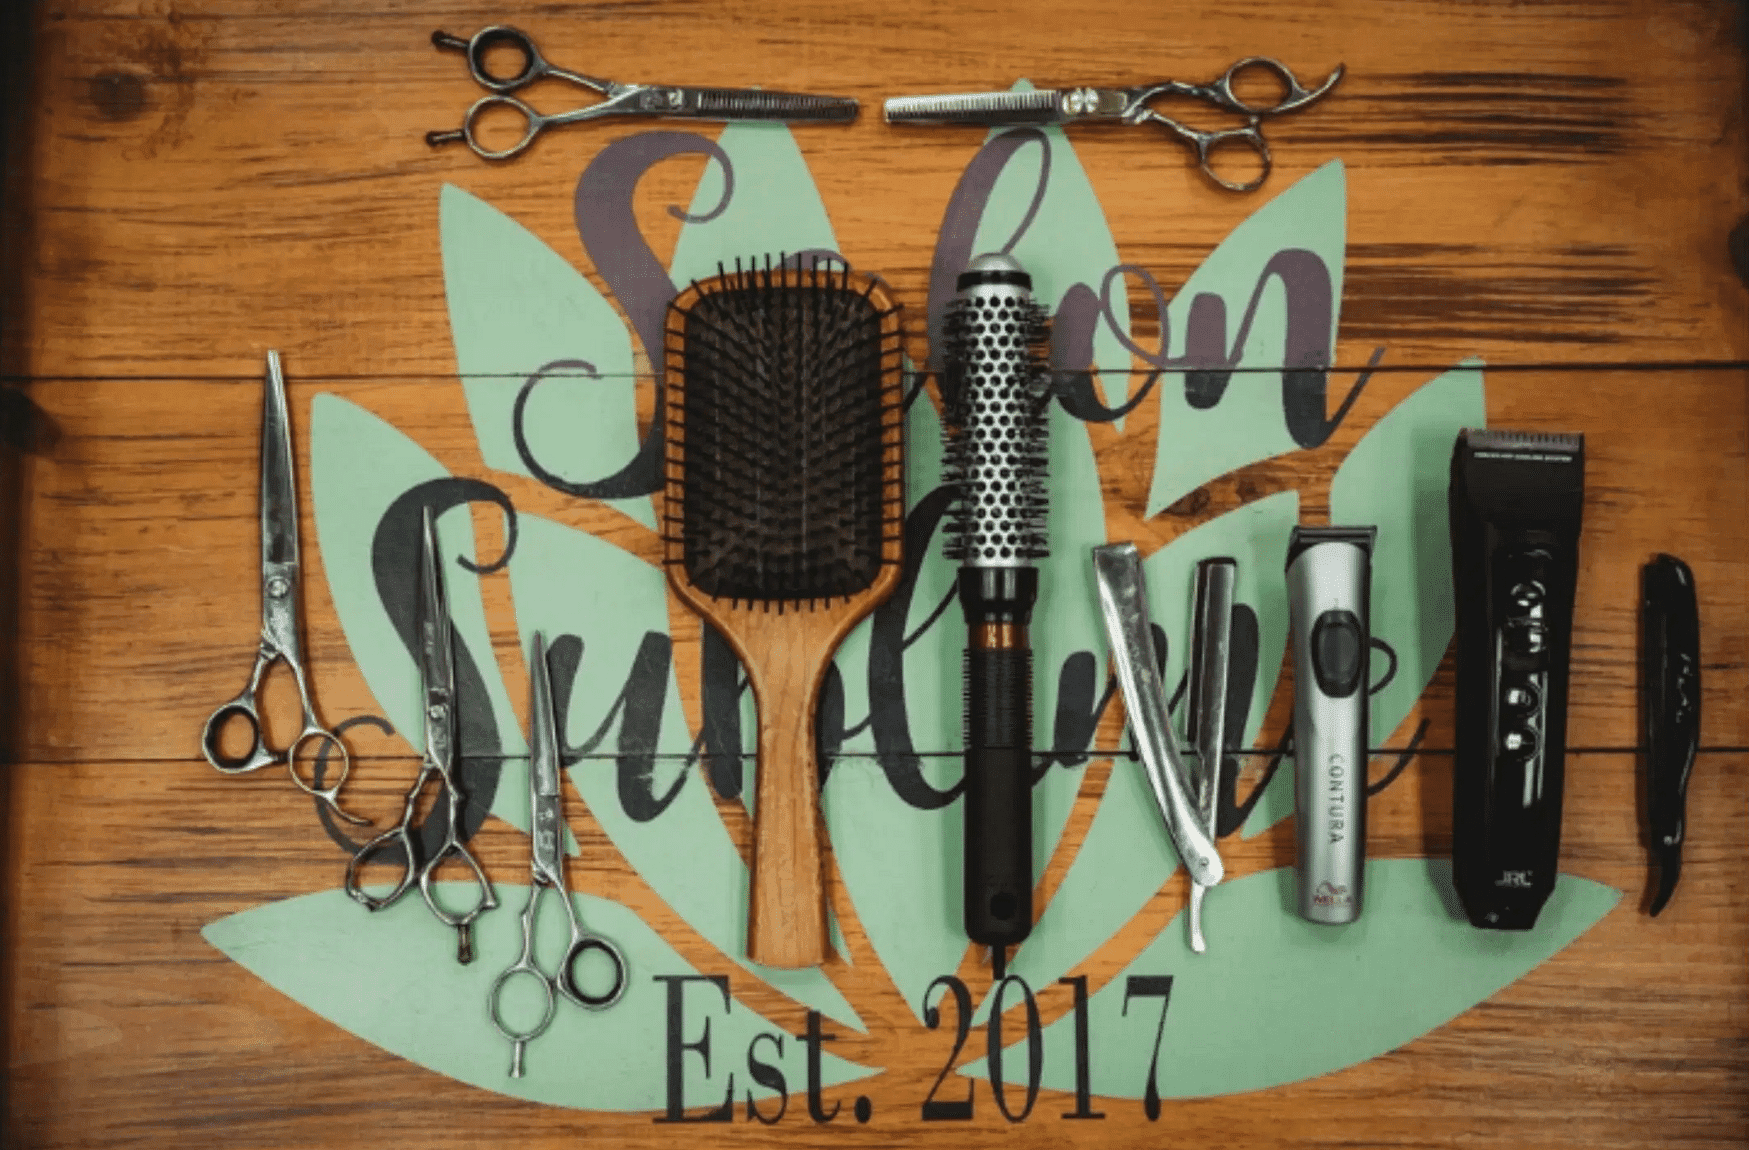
[1286,525,1376,924]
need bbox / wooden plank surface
[7,0,1749,377]
[4,0,1748,1145]
[6,752,1747,1147]
[14,368,1744,765]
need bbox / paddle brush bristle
[661,256,905,969]
[664,257,904,604]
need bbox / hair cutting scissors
[884,57,1344,192]
[344,507,498,964]
[201,352,367,826]
[488,632,627,1077]
[425,25,860,161]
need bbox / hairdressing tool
[490,633,627,1078]
[202,352,367,826]
[344,507,498,963]
[1286,525,1375,925]
[1185,557,1237,952]
[884,57,1343,192]
[1449,429,1584,931]
[940,253,1052,965]
[1642,554,1699,917]
[426,25,859,160]
[663,257,905,968]
[1091,544,1223,888]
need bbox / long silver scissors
[884,58,1344,192]
[425,25,860,161]
[344,506,498,963]
[489,632,628,1078]
[201,352,367,826]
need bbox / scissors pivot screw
[1064,88,1099,115]
[265,576,290,598]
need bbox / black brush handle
[960,568,1036,947]
[963,647,1033,946]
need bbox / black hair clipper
[1449,429,1585,930]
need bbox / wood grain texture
[4,0,1749,1145]
[4,752,1747,1147]
[5,0,1748,378]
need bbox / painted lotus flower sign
[201,117,1619,1117]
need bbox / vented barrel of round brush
[943,253,1051,950]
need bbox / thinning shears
[344,507,498,964]
[201,351,367,826]
[489,632,628,1078]
[884,57,1344,192]
[425,25,859,161]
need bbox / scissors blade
[419,507,457,759]
[527,631,566,874]
[260,350,299,570]
[666,87,858,122]
[885,88,1070,126]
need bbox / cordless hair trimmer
[1449,429,1585,930]
[1286,525,1376,925]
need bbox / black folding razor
[1643,554,1700,917]
[1449,428,1585,931]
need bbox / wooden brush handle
[745,631,830,969]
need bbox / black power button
[1310,609,1365,698]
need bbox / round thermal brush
[941,252,1052,964]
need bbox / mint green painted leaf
[1026,401,1112,885]
[504,514,862,1031]
[970,87,1132,410]
[668,123,839,286]
[1238,758,1295,841]
[1330,363,1486,741]
[824,756,965,1019]
[203,886,876,1110]
[1000,492,1297,1000]
[966,860,1618,1097]
[838,392,958,759]
[1146,160,1347,516]
[827,398,966,1020]
[439,184,651,529]
[309,393,523,762]
[1240,364,1487,840]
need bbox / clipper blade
[1461,428,1584,461]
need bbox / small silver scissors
[344,506,498,964]
[490,632,627,1078]
[201,351,367,826]
[884,58,1344,192]
[425,25,860,161]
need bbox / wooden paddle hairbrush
[663,257,905,968]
